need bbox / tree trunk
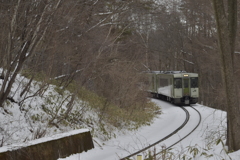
[212,0,240,151]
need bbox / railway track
[120,104,201,160]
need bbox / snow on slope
[0,72,95,146]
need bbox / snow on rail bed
[60,99,240,160]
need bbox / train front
[173,73,199,105]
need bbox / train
[146,71,199,105]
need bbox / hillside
[0,70,158,148]
[1,71,240,160]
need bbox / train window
[191,77,198,88]
[174,78,182,88]
[159,78,168,87]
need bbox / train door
[183,78,190,104]
[183,78,190,96]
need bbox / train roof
[145,71,198,76]
[147,71,186,74]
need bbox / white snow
[59,99,240,160]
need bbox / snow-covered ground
[1,71,240,160]
[59,99,240,160]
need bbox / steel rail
[120,106,190,160]
[156,106,201,156]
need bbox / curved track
[120,104,201,160]
[156,106,202,155]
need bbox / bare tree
[0,0,62,107]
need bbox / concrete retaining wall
[0,129,94,160]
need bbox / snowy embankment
[0,72,101,148]
[60,99,240,160]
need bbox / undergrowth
[22,70,160,130]
[67,83,161,139]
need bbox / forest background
[0,0,240,147]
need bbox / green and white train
[147,71,199,105]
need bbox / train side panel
[146,72,158,95]
[157,74,173,98]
